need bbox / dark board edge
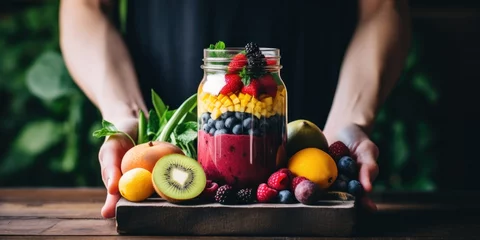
[116,196,357,237]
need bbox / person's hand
[323,123,380,212]
[98,117,138,218]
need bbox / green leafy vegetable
[151,89,167,120]
[156,93,197,142]
[137,110,148,144]
[92,120,136,146]
[146,109,159,140]
[175,121,198,145]
[92,90,198,159]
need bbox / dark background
[1,0,479,192]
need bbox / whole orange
[287,148,338,190]
[119,168,154,202]
[121,141,184,174]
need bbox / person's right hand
[98,117,138,218]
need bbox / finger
[101,192,121,219]
[355,141,379,193]
[98,140,125,191]
[360,195,378,212]
[359,163,379,193]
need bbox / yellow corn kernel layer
[198,86,286,120]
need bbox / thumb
[99,139,129,194]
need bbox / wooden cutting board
[116,192,357,237]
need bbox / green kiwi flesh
[152,153,206,201]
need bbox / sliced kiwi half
[152,153,207,203]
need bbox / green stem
[157,93,197,142]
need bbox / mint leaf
[214,41,225,50]
[208,40,227,58]
[239,67,251,85]
[92,120,136,146]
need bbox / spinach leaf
[92,120,136,146]
[146,109,159,140]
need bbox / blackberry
[214,185,236,204]
[236,188,255,204]
[245,42,260,55]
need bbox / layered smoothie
[197,42,287,188]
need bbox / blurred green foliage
[0,2,103,187]
[0,1,439,191]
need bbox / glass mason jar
[197,46,287,188]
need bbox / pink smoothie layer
[197,130,282,188]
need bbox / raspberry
[256,183,278,203]
[236,188,255,204]
[214,185,236,204]
[276,168,293,180]
[328,141,350,161]
[291,176,308,191]
[267,171,289,191]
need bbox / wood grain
[1,188,480,239]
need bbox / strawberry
[228,53,247,73]
[267,172,289,191]
[240,79,263,97]
[258,74,277,98]
[220,74,244,95]
[266,57,277,65]
[328,141,350,161]
[291,176,308,191]
[256,183,278,203]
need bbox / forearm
[324,0,411,135]
[59,0,146,122]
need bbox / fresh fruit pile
[92,88,204,203]
[91,41,366,206]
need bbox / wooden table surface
[1,188,479,239]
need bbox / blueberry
[337,156,358,179]
[232,124,243,135]
[208,127,216,136]
[215,120,225,130]
[202,124,211,133]
[347,180,364,197]
[259,121,269,133]
[221,111,234,119]
[207,118,215,128]
[214,129,228,136]
[243,117,253,130]
[331,175,349,192]
[278,190,295,204]
[225,117,239,129]
[248,128,261,136]
[235,112,246,120]
[201,112,210,124]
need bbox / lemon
[118,168,154,202]
[287,148,338,190]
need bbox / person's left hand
[323,123,380,212]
